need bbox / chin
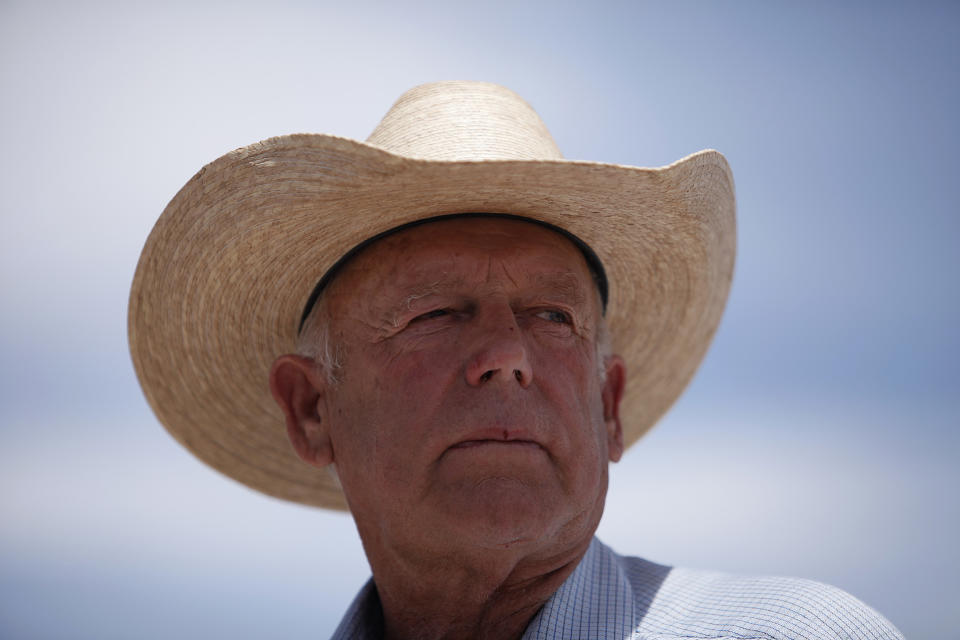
[439,480,570,549]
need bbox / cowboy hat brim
[129,134,735,509]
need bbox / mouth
[444,426,547,457]
[451,438,543,450]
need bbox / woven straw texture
[129,82,735,510]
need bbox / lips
[448,425,546,454]
[451,438,542,450]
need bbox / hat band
[298,212,610,333]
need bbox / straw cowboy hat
[129,81,736,510]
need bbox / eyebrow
[370,276,460,329]
[398,279,460,317]
[528,271,589,307]
[389,270,590,315]
[396,276,466,307]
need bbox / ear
[601,354,626,463]
[269,354,334,469]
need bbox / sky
[1,1,957,638]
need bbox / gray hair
[296,295,344,385]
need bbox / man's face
[310,218,624,558]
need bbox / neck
[368,536,593,640]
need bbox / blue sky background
[1,1,957,638]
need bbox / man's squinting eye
[537,309,572,324]
[412,308,450,322]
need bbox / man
[130,82,903,639]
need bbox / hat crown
[365,81,564,161]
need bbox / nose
[464,308,534,388]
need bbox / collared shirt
[331,537,904,639]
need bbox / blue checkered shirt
[330,537,904,639]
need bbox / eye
[412,308,450,323]
[536,309,572,324]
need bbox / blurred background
[1,1,957,638]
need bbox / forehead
[324,217,597,304]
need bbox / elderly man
[130,82,903,639]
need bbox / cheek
[327,346,452,470]
[534,340,604,418]
[529,342,610,471]
[377,334,467,403]
[326,385,411,515]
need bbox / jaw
[352,459,609,561]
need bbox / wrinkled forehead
[299,214,608,332]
